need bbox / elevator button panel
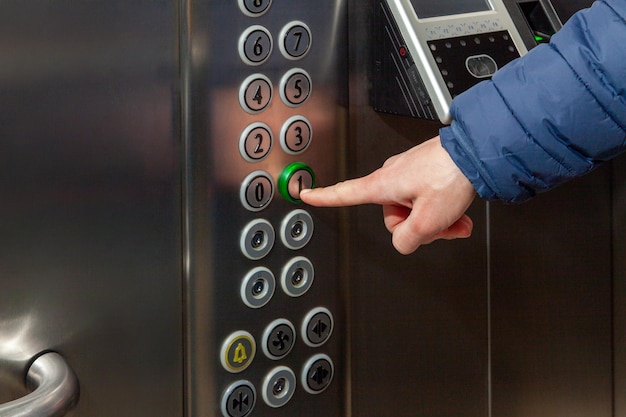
[192,2,343,415]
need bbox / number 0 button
[239,74,273,114]
[240,170,275,212]
[239,25,273,66]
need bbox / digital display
[410,0,492,19]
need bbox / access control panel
[185,1,346,416]
[371,0,561,123]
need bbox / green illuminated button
[278,162,315,203]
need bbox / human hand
[300,136,476,254]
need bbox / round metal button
[261,366,297,408]
[239,122,273,162]
[239,73,273,114]
[278,21,312,60]
[280,68,312,107]
[280,209,314,250]
[239,25,273,66]
[280,115,312,155]
[301,354,334,395]
[280,256,315,297]
[238,0,272,17]
[262,318,296,360]
[221,380,256,417]
[277,162,315,203]
[220,330,256,373]
[240,170,274,212]
[241,266,276,308]
[301,306,334,347]
[240,218,275,260]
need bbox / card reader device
[372,0,560,123]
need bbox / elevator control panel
[372,0,560,123]
[187,1,345,416]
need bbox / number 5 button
[241,170,275,212]
[280,68,311,107]
[278,162,315,203]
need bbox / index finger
[299,174,383,207]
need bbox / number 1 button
[278,162,315,203]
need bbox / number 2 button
[240,122,273,162]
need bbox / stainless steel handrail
[0,352,79,417]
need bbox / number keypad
[223,10,335,415]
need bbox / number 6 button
[240,170,275,212]
[239,25,273,66]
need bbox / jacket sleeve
[440,0,626,203]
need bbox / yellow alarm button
[221,330,256,373]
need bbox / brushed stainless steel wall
[489,3,616,417]
[613,158,626,417]
[347,1,619,417]
[0,1,183,415]
[347,2,490,416]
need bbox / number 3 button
[241,170,275,212]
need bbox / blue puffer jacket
[440,0,626,203]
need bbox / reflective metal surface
[0,352,79,417]
[0,1,183,415]
[184,1,348,416]
[347,1,489,416]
